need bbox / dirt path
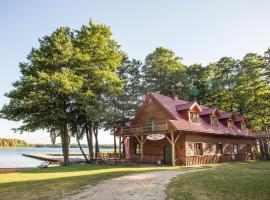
[61,168,209,200]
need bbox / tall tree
[206,57,238,111]
[142,47,188,98]
[264,48,270,85]
[73,20,124,158]
[1,27,83,165]
[235,53,270,131]
[104,57,144,153]
[186,64,209,104]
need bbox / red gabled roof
[235,116,246,122]
[176,102,202,113]
[150,93,188,120]
[176,102,195,111]
[200,108,221,117]
[220,112,236,120]
[149,92,256,138]
[168,119,255,138]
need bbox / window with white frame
[190,112,199,123]
[228,119,233,128]
[241,123,246,130]
[194,143,203,155]
[211,116,218,126]
[232,144,238,154]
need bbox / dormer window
[190,112,199,123]
[211,116,218,126]
[241,123,246,130]
[228,119,233,128]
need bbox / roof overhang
[200,108,221,117]
[176,102,202,113]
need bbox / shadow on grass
[17,164,124,174]
[166,160,270,200]
[0,170,145,200]
[2,161,268,200]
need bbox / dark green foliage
[1,17,270,161]
[141,47,270,132]
[205,57,238,111]
[186,64,209,103]
[105,57,144,130]
[203,54,270,132]
[142,47,188,99]
[0,20,124,165]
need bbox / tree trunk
[88,121,94,161]
[61,124,69,166]
[76,132,89,163]
[94,123,100,153]
[50,132,56,145]
[113,130,117,154]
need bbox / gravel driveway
[61,168,209,200]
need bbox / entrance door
[164,146,172,164]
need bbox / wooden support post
[140,135,144,163]
[118,136,121,155]
[267,138,270,159]
[122,137,125,155]
[171,131,175,166]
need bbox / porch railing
[130,154,164,164]
[122,120,168,134]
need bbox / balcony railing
[122,120,168,134]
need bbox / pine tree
[1,27,83,165]
[186,64,209,104]
[206,57,238,112]
[142,47,188,99]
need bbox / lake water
[0,147,112,168]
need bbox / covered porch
[257,132,270,159]
[116,120,181,166]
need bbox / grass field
[166,161,270,200]
[0,164,179,200]
[1,161,269,200]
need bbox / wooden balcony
[121,120,168,135]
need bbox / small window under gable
[190,112,199,123]
[177,102,202,123]
[228,119,233,128]
[211,116,219,126]
[241,123,246,130]
[142,118,154,132]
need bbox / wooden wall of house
[132,98,171,125]
[129,132,185,164]
[129,132,255,165]
[184,133,255,156]
[182,133,256,165]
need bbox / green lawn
[0,164,179,200]
[166,161,270,200]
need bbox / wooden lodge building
[115,93,256,166]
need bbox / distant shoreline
[0,145,115,149]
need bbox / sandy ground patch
[61,168,209,200]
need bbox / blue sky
[1,0,270,144]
